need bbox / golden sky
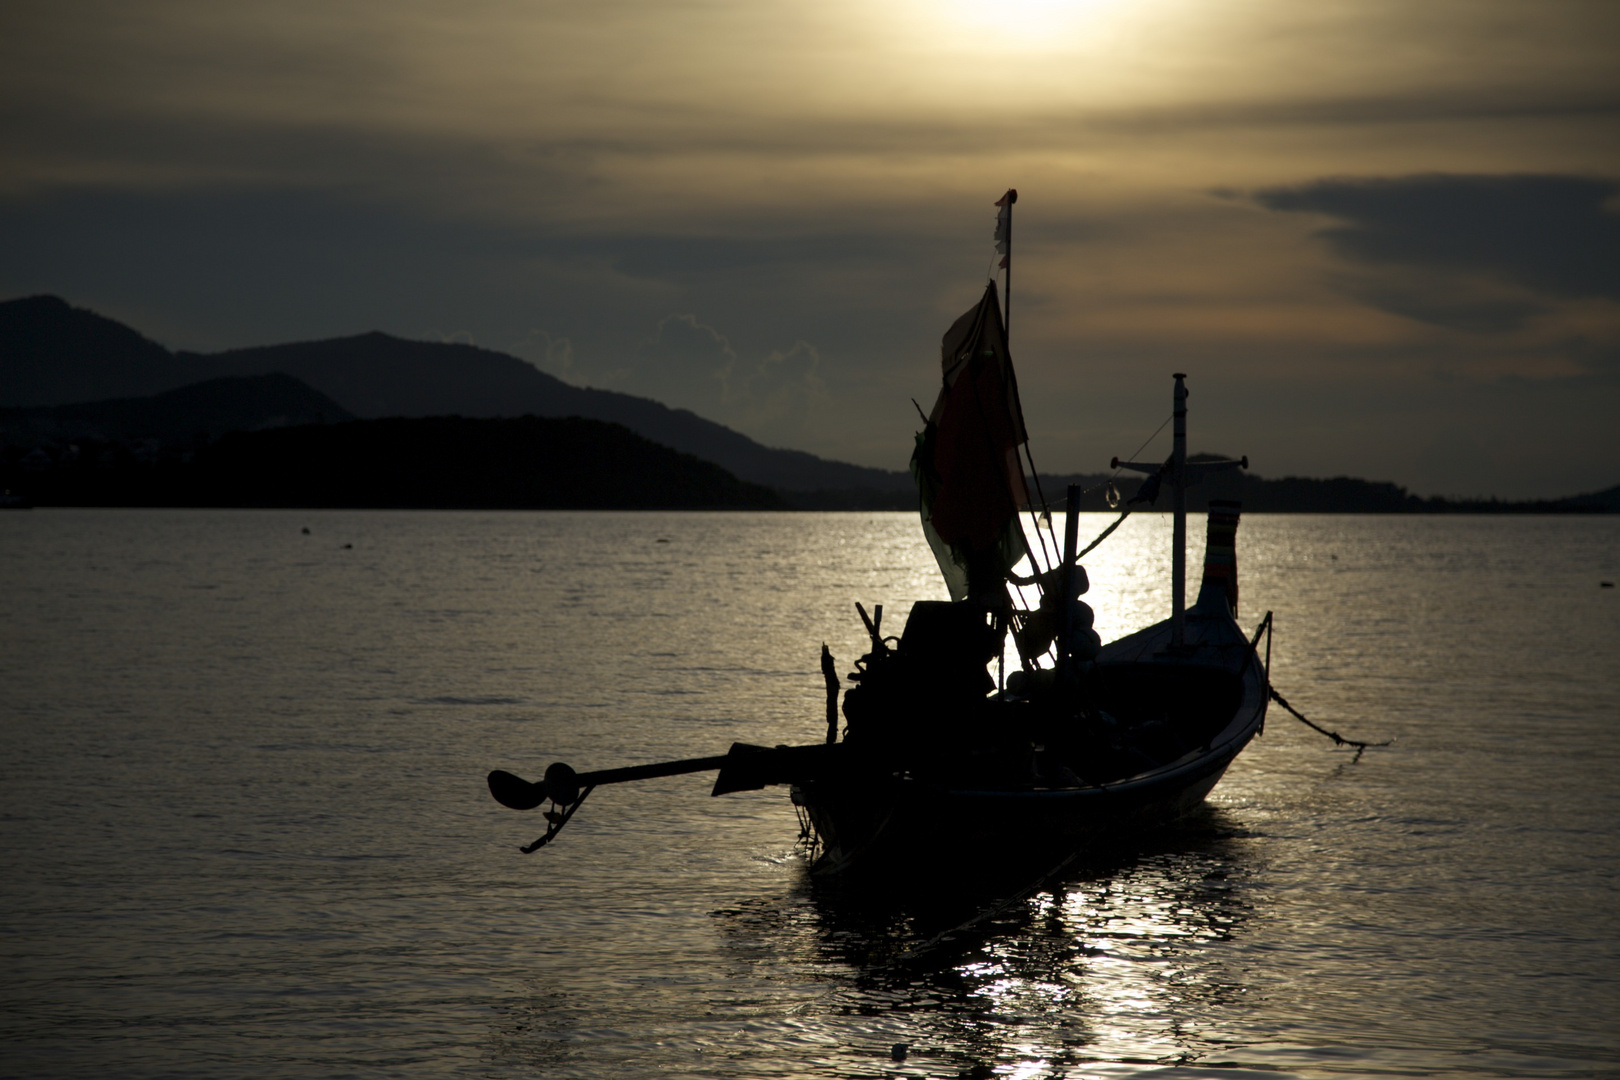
[3,0,1617,495]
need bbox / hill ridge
[6,413,785,509]
[1,295,911,493]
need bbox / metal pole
[1059,483,1080,672]
[1171,373,1188,648]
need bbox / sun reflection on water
[710,814,1262,1076]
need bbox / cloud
[580,315,830,443]
[624,314,736,410]
[0,180,941,457]
[1255,174,1620,331]
[1329,271,1551,335]
[727,339,829,436]
[511,330,576,380]
[5,0,1620,501]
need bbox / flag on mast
[994,189,1016,269]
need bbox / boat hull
[794,603,1268,874]
[794,737,1249,873]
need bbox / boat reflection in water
[710,810,1262,1076]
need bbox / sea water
[1,509,1616,1079]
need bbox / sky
[2,0,1617,498]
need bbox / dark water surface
[2,510,1617,1078]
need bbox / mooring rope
[1243,612,1389,755]
[893,682,1392,965]
[878,604,1388,970]
[888,683,1391,967]
[1268,686,1394,753]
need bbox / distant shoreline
[5,296,1614,512]
[8,405,1614,513]
[1,415,786,512]
[1021,470,1620,516]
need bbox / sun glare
[933,0,1122,50]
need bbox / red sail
[924,281,1029,553]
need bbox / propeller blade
[487,769,547,810]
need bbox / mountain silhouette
[0,372,353,448]
[6,296,1611,512]
[0,295,212,404]
[10,414,785,510]
[0,296,911,494]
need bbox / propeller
[486,762,579,810]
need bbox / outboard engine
[840,600,1000,755]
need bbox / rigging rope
[1124,414,1172,462]
[1075,510,1131,561]
[1080,413,1173,501]
[1021,442,1060,576]
[1050,413,1176,564]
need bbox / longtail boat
[488,191,1271,873]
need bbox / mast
[997,198,1016,689]
[993,187,1059,575]
[1112,373,1247,649]
[1171,373,1188,647]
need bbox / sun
[932,0,1123,50]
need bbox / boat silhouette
[488,192,1271,874]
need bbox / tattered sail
[911,280,1030,603]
